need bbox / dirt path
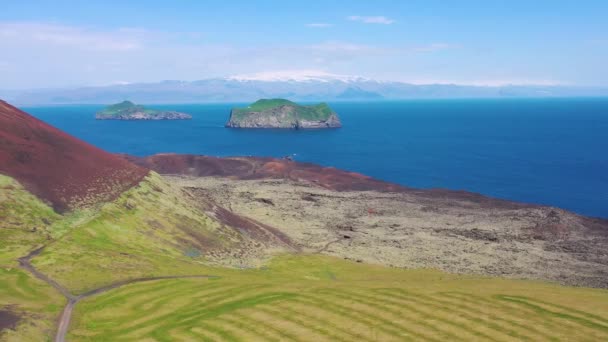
[18,246,218,342]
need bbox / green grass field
[69,254,608,342]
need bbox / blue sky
[1,0,607,88]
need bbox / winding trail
[18,246,218,342]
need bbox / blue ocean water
[22,98,608,218]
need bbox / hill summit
[0,100,148,211]
[226,99,341,129]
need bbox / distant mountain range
[3,75,608,104]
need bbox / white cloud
[309,41,376,52]
[411,43,457,53]
[306,23,333,28]
[347,16,395,25]
[0,22,144,51]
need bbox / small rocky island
[95,101,192,120]
[226,99,341,129]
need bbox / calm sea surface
[22,98,608,218]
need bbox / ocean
[22,98,608,218]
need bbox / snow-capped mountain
[226,70,370,83]
[4,74,608,105]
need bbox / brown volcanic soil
[131,153,608,287]
[0,100,148,212]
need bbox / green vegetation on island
[226,99,341,129]
[95,101,192,120]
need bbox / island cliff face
[226,99,341,129]
[95,101,192,120]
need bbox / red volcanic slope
[127,154,405,193]
[0,100,148,212]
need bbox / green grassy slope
[232,99,333,121]
[0,172,265,341]
[0,175,66,341]
[31,172,250,294]
[70,254,608,341]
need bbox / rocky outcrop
[95,101,191,120]
[225,99,341,129]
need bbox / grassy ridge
[31,172,246,294]
[70,254,608,341]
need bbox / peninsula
[225,99,341,129]
[95,101,192,120]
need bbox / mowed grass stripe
[87,278,208,311]
[140,292,297,341]
[294,294,417,340]
[351,289,497,341]
[101,284,268,338]
[97,285,245,340]
[374,288,504,341]
[132,282,242,314]
[190,326,228,342]
[324,288,467,341]
[496,295,608,335]
[111,283,256,333]
[100,281,223,321]
[255,304,352,342]
[185,327,216,342]
[290,297,401,341]
[382,289,537,341]
[132,281,228,311]
[440,292,565,341]
[191,321,240,342]
[231,311,302,341]
[275,300,381,341]
[245,309,336,342]
[213,315,285,342]
[175,292,297,326]
[498,295,608,328]
[231,311,301,341]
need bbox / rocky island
[225,99,341,129]
[95,101,192,120]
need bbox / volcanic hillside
[129,153,537,208]
[0,100,148,212]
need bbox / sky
[1,0,607,89]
